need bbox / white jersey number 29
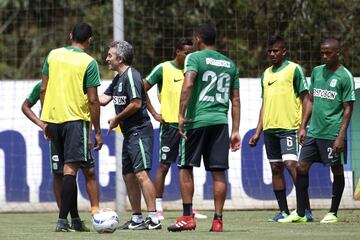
[199,70,231,103]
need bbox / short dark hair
[194,24,216,45]
[175,37,193,51]
[109,40,134,65]
[268,35,286,48]
[321,37,340,49]
[71,22,93,43]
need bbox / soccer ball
[92,208,119,233]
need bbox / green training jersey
[307,64,355,140]
[184,49,240,129]
[27,80,41,105]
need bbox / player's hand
[178,115,191,140]
[248,133,260,147]
[107,117,119,135]
[230,131,241,151]
[332,136,344,158]
[153,113,164,123]
[298,127,306,145]
[93,131,103,151]
[42,122,50,140]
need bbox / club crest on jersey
[330,79,337,87]
[118,83,122,92]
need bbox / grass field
[1,210,359,240]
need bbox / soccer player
[21,81,100,215]
[167,24,241,232]
[279,38,355,223]
[40,22,103,232]
[100,40,161,230]
[248,35,312,222]
[144,37,207,220]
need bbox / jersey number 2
[199,70,231,103]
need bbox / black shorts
[264,131,299,163]
[299,136,347,166]
[122,124,154,175]
[49,141,95,175]
[178,124,229,171]
[158,123,180,165]
[47,120,91,165]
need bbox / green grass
[1,210,360,240]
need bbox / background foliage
[0,0,359,79]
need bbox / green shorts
[122,125,154,175]
[48,120,92,167]
[299,136,347,166]
[49,140,94,174]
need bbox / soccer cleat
[55,219,75,232]
[71,219,90,232]
[117,219,147,230]
[278,212,308,223]
[145,217,162,230]
[305,209,313,222]
[156,211,165,221]
[320,212,338,223]
[167,216,196,232]
[193,210,207,219]
[267,211,288,222]
[209,219,223,232]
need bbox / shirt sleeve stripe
[128,67,137,97]
[184,53,193,73]
[146,63,162,80]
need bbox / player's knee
[296,164,308,175]
[270,163,283,176]
[135,170,150,183]
[331,165,344,175]
[159,163,170,173]
[83,167,96,180]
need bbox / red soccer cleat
[167,215,196,232]
[209,219,223,232]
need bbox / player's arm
[249,104,264,147]
[333,101,353,156]
[85,60,103,151]
[40,75,48,108]
[230,88,241,151]
[21,99,46,130]
[298,93,313,145]
[99,94,113,106]
[87,87,102,151]
[144,80,163,123]
[249,73,264,147]
[178,70,196,139]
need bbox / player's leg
[81,166,99,215]
[50,141,63,209]
[53,173,62,209]
[118,137,144,230]
[80,147,99,215]
[279,136,316,223]
[203,124,229,232]
[154,123,179,220]
[130,129,161,230]
[62,120,91,232]
[154,163,170,219]
[168,128,203,232]
[320,139,346,223]
[282,131,313,220]
[264,132,289,221]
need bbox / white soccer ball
[92,208,119,233]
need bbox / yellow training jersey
[41,47,99,123]
[160,61,184,122]
[261,60,308,131]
